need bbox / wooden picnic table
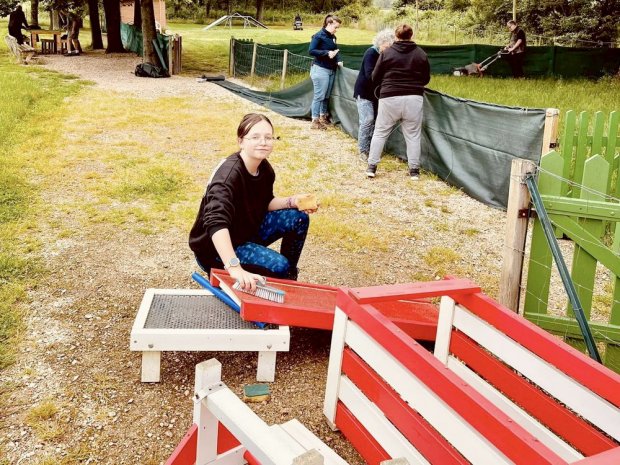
[29,29,64,54]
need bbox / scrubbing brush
[232,278,286,303]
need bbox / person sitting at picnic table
[189,113,319,290]
[8,5,29,45]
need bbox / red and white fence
[323,278,620,465]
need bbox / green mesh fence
[234,40,620,78]
[121,23,170,66]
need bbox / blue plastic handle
[191,272,266,329]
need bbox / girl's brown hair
[237,113,273,139]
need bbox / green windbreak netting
[214,67,545,209]
[257,42,620,78]
[121,23,170,64]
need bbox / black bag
[134,63,169,78]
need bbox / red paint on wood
[336,292,565,465]
[244,450,261,465]
[211,270,439,338]
[451,331,617,456]
[335,402,389,465]
[217,422,241,454]
[342,348,468,464]
[347,279,480,304]
[452,290,620,408]
[165,424,198,465]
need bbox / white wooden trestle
[130,289,290,382]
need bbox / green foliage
[0,0,19,18]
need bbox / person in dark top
[353,29,395,162]
[366,24,430,180]
[189,113,318,289]
[8,5,29,45]
[504,20,526,78]
[308,15,342,130]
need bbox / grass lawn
[0,54,86,370]
[168,22,619,116]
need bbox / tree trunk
[206,0,212,17]
[134,0,142,29]
[140,0,159,65]
[256,0,264,21]
[102,0,125,52]
[88,0,104,49]
[30,0,39,27]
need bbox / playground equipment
[165,276,620,464]
[210,269,442,338]
[165,358,347,465]
[130,288,289,382]
[203,13,267,31]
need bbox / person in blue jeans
[189,113,319,291]
[353,29,395,161]
[308,16,343,130]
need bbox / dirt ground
[1,51,508,465]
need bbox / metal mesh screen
[144,294,257,330]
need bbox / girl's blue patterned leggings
[213,209,309,280]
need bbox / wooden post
[541,108,560,157]
[250,41,258,78]
[194,359,222,465]
[499,158,537,313]
[280,49,288,90]
[228,36,234,77]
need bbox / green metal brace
[525,173,602,363]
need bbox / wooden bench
[166,359,348,465]
[4,35,35,64]
[323,278,620,464]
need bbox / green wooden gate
[524,110,620,371]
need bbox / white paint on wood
[345,322,512,464]
[206,387,299,465]
[280,419,349,465]
[195,359,223,465]
[447,356,582,462]
[339,376,429,465]
[257,351,277,382]
[323,308,349,429]
[453,305,620,441]
[433,296,456,364]
[140,351,161,382]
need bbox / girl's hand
[292,193,319,214]
[327,50,338,59]
[227,267,264,292]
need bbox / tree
[102,0,125,52]
[256,0,264,21]
[140,0,159,66]
[0,0,19,17]
[31,0,40,27]
[87,0,104,49]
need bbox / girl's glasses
[244,135,277,144]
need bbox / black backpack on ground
[135,63,169,78]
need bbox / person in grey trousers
[366,24,430,180]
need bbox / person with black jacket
[308,15,343,130]
[189,113,318,290]
[353,29,395,161]
[504,20,526,78]
[8,5,29,45]
[366,24,430,180]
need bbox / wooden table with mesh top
[130,288,290,383]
